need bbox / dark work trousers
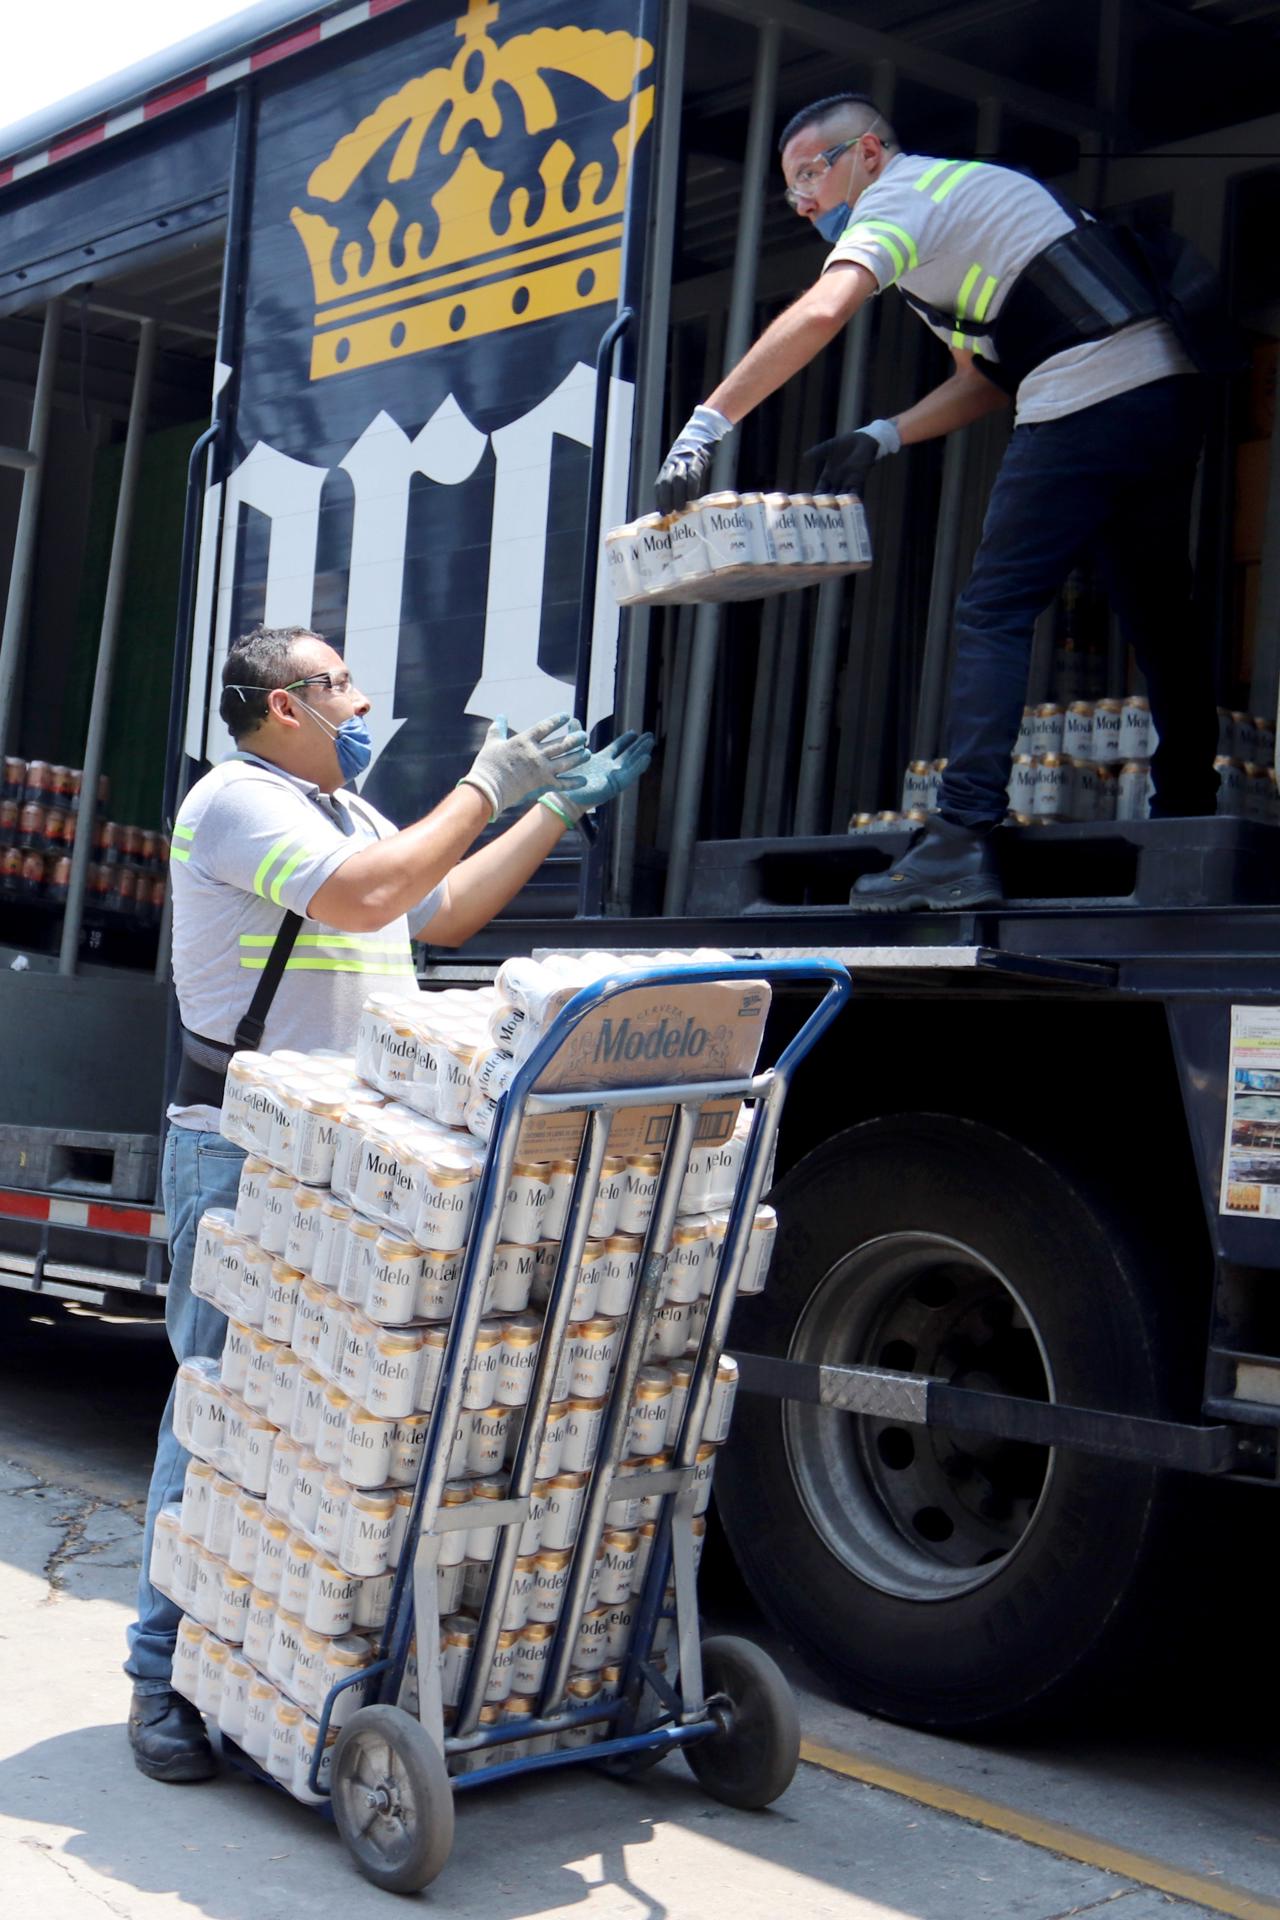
[939,374,1219,829]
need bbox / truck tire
[716,1113,1175,1733]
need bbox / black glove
[655,442,713,516]
[806,428,881,497]
[655,405,733,515]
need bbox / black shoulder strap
[233,910,303,1051]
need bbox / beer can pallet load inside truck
[152,949,792,1822]
[607,490,872,607]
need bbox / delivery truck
[1,0,1279,1733]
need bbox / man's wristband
[537,792,579,828]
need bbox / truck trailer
[0,0,1278,1733]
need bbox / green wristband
[537,792,577,828]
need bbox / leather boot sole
[129,1736,218,1784]
[850,875,1004,912]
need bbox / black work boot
[128,1686,217,1783]
[852,814,1002,912]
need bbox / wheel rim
[336,1735,420,1867]
[783,1230,1056,1601]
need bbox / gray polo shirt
[168,753,442,1129]
[824,152,1191,422]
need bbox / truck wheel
[716,1114,1174,1732]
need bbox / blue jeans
[125,1126,244,1694]
[941,374,1219,828]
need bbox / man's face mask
[289,688,373,781]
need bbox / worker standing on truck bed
[655,92,1219,911]
[126,623,651,1782]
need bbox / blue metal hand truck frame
[242,959,851,1893]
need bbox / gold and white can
[598,1233,644,1318]
[366,1231,425,1327]
[339,1487,396,1578]
[541,1470,589,1552]
[628,1366,673,1457]
[559,1395,607,1474]
[340,1404,397,1490]
[542,1156,579,1242]
[495,1312,542,1408]
[589,1156,626,1240]
[416,1246,465,1322]
[366,1327,426,1420]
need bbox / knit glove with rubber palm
[539,730,654,826]
[460,713,589,820]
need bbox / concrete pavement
[0,1293,1256,1919]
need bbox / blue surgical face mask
[815,201,852,244]
[296,699,373,781]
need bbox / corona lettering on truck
[0,0,1279,1740]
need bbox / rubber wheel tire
[684,1636,800,1810]
[331,1705,454,1894]
[716,1115,1178,1734]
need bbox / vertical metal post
[0,297,62,761]
[59,319,157,975]
[910,97,1002,769]
[793,64,894,837]
[911,436,972,763]
[609,0,689,914]
[793,308,872,833]
[664,20,780,915]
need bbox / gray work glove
[807,417,901,495]
[459,713,589,821]
[655,405,734,514]
[538,730,655,826]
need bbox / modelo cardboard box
[515,976,772,1162]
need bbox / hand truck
[238,958,850,1893]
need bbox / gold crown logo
[291,0,654,379]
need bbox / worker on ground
[126,623,652,1781]
[656,92,1219,910]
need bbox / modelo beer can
[1119,696,1152,761]
[902,760,931,813]
[1070,759,1098,822]
[1091,699,1123,763]
[761,492,806,565]
[1093,764,1117,821]
[1063,701,1094,760]
[1015,707,1037,758]
[631,513,674,595]
[701,490,769,569]
[605,523,641,603]
[668,502,706,583]
[1007,755,1037,814]
[1032,703,1064,759]
[1116,761,1151,821]
[1032,753,1070,819]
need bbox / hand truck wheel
[684,1635,800,1810]
[331,1704,455,1893]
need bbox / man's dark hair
[778,92,896,154]
[220,624,318,742]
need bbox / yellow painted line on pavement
[800,1738,1280,1920]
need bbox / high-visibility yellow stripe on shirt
[914,158,957,194]
[171,823,194,865]
[839,222,905,281]
[932,160,980,203]
[252,832,311,902]
[238,931,414,974]
[952,261,983,350]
